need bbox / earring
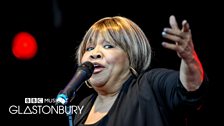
[130,66,138,77]
[85,80,93,88]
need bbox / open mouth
[93,62,105,74]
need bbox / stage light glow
[12,32,38,60]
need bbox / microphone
[56,61,94,105]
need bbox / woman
[73,15,208,126]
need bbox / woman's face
[81,34,130,89]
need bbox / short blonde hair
[76,16,151,73]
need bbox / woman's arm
[162,15,204,91]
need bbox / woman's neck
[97,90,120,102]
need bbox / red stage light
[12,32,38,60]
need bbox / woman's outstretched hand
[162,15,195,63]
[162,15,204,91]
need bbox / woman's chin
[90,79,107,87]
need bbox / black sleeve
[146,68,209,111]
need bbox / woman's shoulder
[142,67,178,77]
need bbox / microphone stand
[56,91,77,126]
[66,94,77,126]
[55,61,94,126]
[66,105,73,126]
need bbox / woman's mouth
[93,63,105,74]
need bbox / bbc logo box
[25,98,43,104]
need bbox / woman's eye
[104,45,114,49]
[86,47,94,51]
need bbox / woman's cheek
[81,53,89,63]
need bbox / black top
[73,68,208,126]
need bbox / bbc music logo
[25,98,56,104]
[9,97,84,115]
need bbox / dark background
[1,0,222,126]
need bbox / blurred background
[1,0,222,126]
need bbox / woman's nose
[90,53,102,59]
[90,52,102,59]
[89,45,102,59]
